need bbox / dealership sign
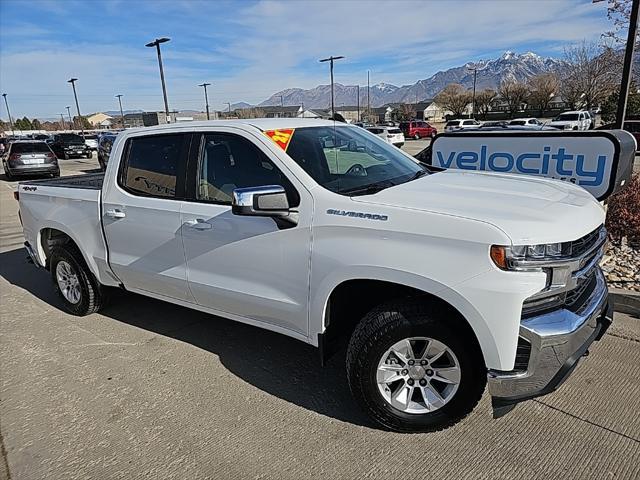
[428,131,636,200]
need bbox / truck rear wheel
[346,299,486,432]
[50,244,108,316]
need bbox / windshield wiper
[341,180,396,196]
[408,168,429,181]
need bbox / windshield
[285,126,424,195]
[58,134,85,144]
[509,120,526,126]
[555,113,579,121]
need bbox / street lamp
[67,78,84,136]
[466,66,479,118]
[198,83,211,120]
[60,113,66,130]
[145,37,171,123]
[115,94,125,129]
[2,93,14,135]
[225,102,231,114]
[319,55,345,117]
[66,106,72,128]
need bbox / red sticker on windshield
[264,129,294,151]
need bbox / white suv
[445,119,481,132]
[548,111,591,131]
[366,126,405,147]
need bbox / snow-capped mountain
[258,51,564,108]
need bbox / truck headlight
[490,242,569,270]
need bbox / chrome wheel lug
[408,359,415,366]
[426,369,434,376]
[401,369,408,375]
[407,379,414,386]
[419,379,427,386]
[420,360,427,366]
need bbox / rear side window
[388,128,401,134]
[121,134,186,198]
[446,121,460,127]
[367,128,383,134]
[10,143,51,153]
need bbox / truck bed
[21,172,104,190]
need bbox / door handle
[105,209,126,219]
[184,219,212,231]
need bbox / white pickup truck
[17,119,612,432]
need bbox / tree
[473,89,496,119]
[434,83,472,117]
[235,107,266,119]
[73,116,92,130]
[498,79,529,117]
[560,41,620,110]
[393,103,416,121]
[31,119,42,130]
[602,0,637,45]
[527,73,559,113]
[601,83,640,123]
[15,117,33,130]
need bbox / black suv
[48,133,92,159]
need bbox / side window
[121,134,185,198]
[197,133,299,206]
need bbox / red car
[399,120,437,139]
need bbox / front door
[102,132,194,302]
[180,131,311,336]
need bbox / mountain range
[258,51,565,109]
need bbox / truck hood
[548,120,579,127]
[352,170,604,244]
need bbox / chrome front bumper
[487,268,612,417]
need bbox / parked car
[97,132,117,170]
[445,119,481,132]
[17,119,612,433]
[366,126,405,147]
[2,140,59,179]
[548,111,591,131]
[399,120,437,139]
[597,120,640,150]
[508,118,542,127]
[84,134,99,151]
[49,133,92,159]
[480,121,508,128]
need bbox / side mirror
[232,186,297,226]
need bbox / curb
[610,288,640,316]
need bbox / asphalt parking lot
[1,151,639,480]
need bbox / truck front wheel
[50,244,108,316]
[346,299,486,432]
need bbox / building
[87,112,113,128]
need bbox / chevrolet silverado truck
[17,119,612,432]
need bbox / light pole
[67,78,84,136]
[66,106,73,128]
[367,70,370,122]
[115,94,125,128]
[145,37,171,123]
[467,66,479,118]
[279,95,284,117]
[60,113,66,130]
[615,0,639,129]
[198,83,211,120]
[2,93,14,135]
[225,102,231,115]
[319,55,345,117]
[357,85,360,122]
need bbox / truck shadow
[0,247,373,428]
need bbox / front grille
[566,270,597,311]
[570,225,605,258]
[514,337,532,372]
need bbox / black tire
[346,299,486,433]
[50,243,108,316]
[4,167,13,181]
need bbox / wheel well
[40,228,76,270]
[319,279,481,365]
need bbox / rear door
[180,129,312,336]
[102,132,194,302]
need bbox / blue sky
[0,0,614,119]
